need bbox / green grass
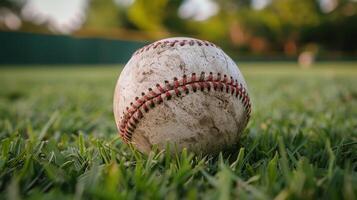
[0,62,356,200]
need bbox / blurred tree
[267,0,320,54]
[0,0,52,33]
[84,0,121,28]
[0,0,26,13]
[225,0,321,54]
[163,0,186,35]
[216,0,250,10]
[184,14,229,41]
[301,0,357,52]
[177,0,228,42]
[127,0,169,37]
[1,0,356,55]
[270,0,320,28]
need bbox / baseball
[113,37,251,154]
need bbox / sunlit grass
[0,62,356,199]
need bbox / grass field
[0,62,356,200]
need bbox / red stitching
[118,72,252,142]
[133,38,217,56]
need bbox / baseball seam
[133,38,217,56]
[119,72,251,142]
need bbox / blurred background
[0,0,356,65]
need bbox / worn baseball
[113,37,251,154]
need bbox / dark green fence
[0,31,146,64]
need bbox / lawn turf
[0,62,356,200]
